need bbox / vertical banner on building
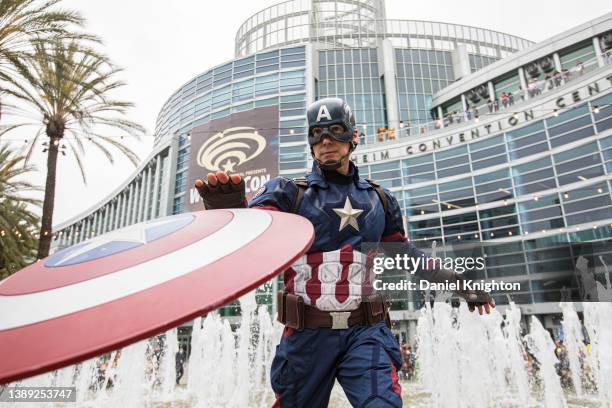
[185,106,279,212]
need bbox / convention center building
[52,0,612,341]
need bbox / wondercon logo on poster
[196,127,266,173]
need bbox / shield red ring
[0,209,314,384]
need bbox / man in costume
[195,97,495,407]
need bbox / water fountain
[3,293,612,407]
[525,313,567,408]
[582,302,612,405]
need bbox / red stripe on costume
[365,249,378,270]
[253,205,280,211]
[363,249,378,297]
[381,232,407,242]
[305,252,323,305]
[282,327,294,339]
[390,361,402,397]
[303,283,322,296]
[272,393,281,407]
[335,245,354,303]
[284,267,296,293]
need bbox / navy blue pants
[271,321,403,407]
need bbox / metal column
[382,39,400,131]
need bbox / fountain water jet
[525,315,567,408]
[4,294,612,407]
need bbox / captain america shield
[0,209,314,384]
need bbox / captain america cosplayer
[195,97,495,407]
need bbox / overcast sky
[3,0,611,225]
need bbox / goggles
[308,124,352,146]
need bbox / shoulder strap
[291,177,308,213]
[365,179,388,215]
[291,177,389,216]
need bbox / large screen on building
[185,106,279,212]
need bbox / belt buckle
[329,312,351,329]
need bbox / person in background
[576,60,584,76]
[472,106,479,121]
[405,346,416,381]
[553,70,562,87]
[562,68,571,83]
[500,92,509,108]
[175,347,186,385]
[400,342,410,381]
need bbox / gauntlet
[196,179,248,210]
[425,268,493,312]
[454,273,494,312]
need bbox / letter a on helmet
[307,97,356,147]
[306,97,358,170]
[316,105,332,122]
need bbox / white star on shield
[333,197,364,231]
[52,218,180,266]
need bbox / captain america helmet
[307,98,356,148]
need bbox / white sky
[3,0,611,226]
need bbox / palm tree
[0,145,40,278]
[2,38,145,258]
[0,0,89,121]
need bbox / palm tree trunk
[37,137,60,258]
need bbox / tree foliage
[2,38,145,258]
[0,145,40,278]
[0,0,92,120]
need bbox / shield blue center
[45,214,195,267]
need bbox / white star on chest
[333,197,364,231]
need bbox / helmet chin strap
[313,142,356,171]
[317,157,344,171]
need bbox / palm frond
[0,143,40,276]
[66,139,86,184]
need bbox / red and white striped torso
[283,245,377,311]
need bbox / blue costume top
[249,161,435,311]
[250,160,403,251]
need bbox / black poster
[185,106,279,211]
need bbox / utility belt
[277,292,391,330]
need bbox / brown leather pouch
[284,293,305,330]
[362,294,390,328]
[277,291,287,325]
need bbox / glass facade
[317,48,386,142]
[559,40,598,74]
[155,2,532,149]
[365,92,612,308]
[53,1,612,323]
[155,47,307,146]
[469,54,498,73]
[437,35,608,127]
[396,98,611,242]
[235,0,531,58]
[165,46,308,214]
[396,49,454,127]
